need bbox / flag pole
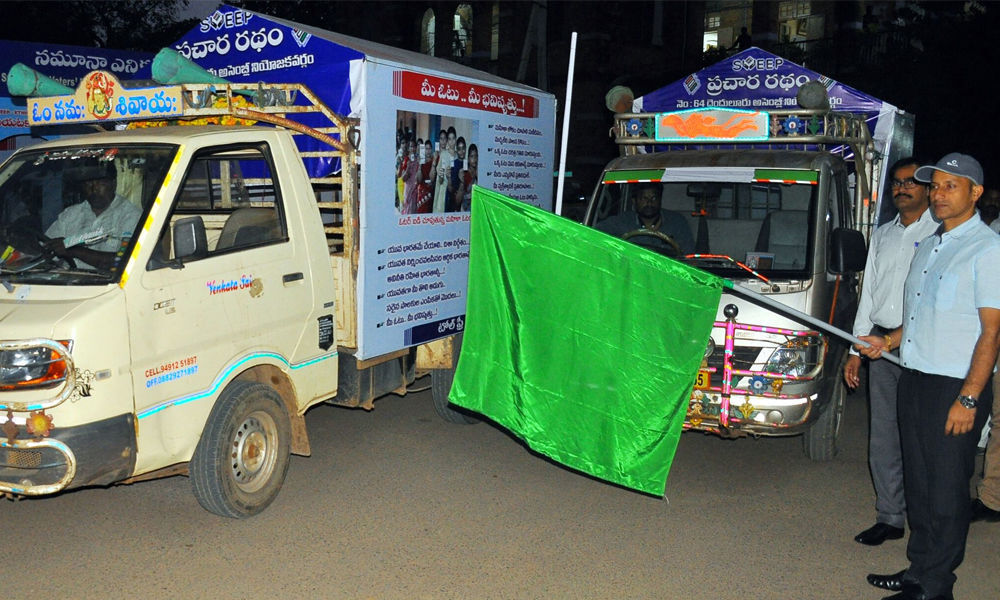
[554,31,577,217]
[726,282,901,366]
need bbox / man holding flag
[860,153,1000,600]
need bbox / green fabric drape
[449,187,724,495]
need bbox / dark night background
[1,0,998,203]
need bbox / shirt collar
[891,207,935,229]
[936,212,983,240]
[915,207,937,226]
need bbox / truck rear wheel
[432,369,480,424]
[802,354,847,461]
[431,334,479,424]
[191,380,291,518]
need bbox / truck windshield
[0,145,176,284]
[590,177,816,277]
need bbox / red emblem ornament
[85,72,115,120]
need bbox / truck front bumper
[0,413,136,495]
[685,385,818,437]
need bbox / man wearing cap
[45,161,142,271]
[859,153,1000,600]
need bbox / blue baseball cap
[915,152,983,187]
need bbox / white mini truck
[0,74,472,517]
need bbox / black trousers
[897,369,991,597]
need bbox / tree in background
[0,0,196,51]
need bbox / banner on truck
[171,5,557,359]
[361,61,555,358]
[636,47,906,226]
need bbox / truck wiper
[0,262,113,281]
[683,253,771,285]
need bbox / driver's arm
[46,239,119,271]
[43,200,139,271]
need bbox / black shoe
[971,498,1000,522]
[867,569,906,591]
[855,522,904,545]
[880,581,952,600]
[882,592,951,600]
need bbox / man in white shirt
[846,158,938,547]
[45,162,142,271]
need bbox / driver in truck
[597,183,695,255]
[44,161,142,271]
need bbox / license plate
[694,371,711,389]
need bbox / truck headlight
[764,337,823,379]
[0,341,72,391]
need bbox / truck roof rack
[613,108,873,154]
[612,107,877,235]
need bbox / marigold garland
[127,93,257,129]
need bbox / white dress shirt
[45,195,142,267]
[851,208,939,350]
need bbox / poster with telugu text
[357,58,556,358]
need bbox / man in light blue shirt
[860,153,1000,600]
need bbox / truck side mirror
[829,227,866,274]
[171,216,208,268]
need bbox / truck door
[125,143,316,466]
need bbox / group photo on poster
[395,110,479,215]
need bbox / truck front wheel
[802,355,847,461]
[191,380,292,518]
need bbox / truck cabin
[0,131,292,283]
[0,143,174,281]
[586,150,855,282]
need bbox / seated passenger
[45,162,142,271]
[597,183,695,254]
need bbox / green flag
[449,187,725,495]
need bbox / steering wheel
[0,225,76,271]
[620,228,682,257]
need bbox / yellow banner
[27,70,183,126]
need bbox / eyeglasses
[891,178,920,189]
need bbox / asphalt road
[5,383,999,599]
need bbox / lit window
[779,1,811,19]
[703,31,718,51]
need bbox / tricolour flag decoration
[449,187,726,495]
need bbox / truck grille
[704,346,764,375]
[1,448,43,468]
